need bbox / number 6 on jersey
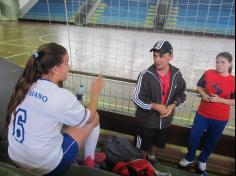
[12,108,27,143]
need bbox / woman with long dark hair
[179,52,235,172]
[6,43,104,175]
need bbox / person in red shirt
[179,52,235,173]
[133,40,186,163]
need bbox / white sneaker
[179,158,193,167]
[198,161,207,172]
[148,154,157,164]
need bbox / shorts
[134,127,168,151]
[45,134,79,176]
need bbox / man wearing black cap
[133,40,186,163]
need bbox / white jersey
[8,79,90,174]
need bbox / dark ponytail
[216,52,233,73]
[6,43,67,130]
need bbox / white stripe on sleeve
[76,108,90,127]
[133,71,151,110]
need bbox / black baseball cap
[150,40,173,54]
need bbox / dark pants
[185,113,228,163]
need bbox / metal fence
[64,71,235,136]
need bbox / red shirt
[197,70,235,121]
[158,69,171,105]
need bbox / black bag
[103,136,143,168]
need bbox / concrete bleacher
[89,0,157,28]
[165,0,235,35]
[21,0,83,22]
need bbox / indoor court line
[1,33,56,43]
[0,42,35,48]
[38,34,58,43]
[0,33,58,61]
[4,50,35,59]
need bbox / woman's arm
[209,94,235,106]
[86,76,104,123]
[197,86,210,102]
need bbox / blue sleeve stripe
[76,108,89,127]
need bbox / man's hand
[151,103,168,115]
[161,104,176,118]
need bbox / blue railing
[169,0,235,35]
[22,0,84,22]
[96,0,157,27]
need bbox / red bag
[112,159,157,176]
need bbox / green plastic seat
[0,162,39,176]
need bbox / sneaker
[148,154,157,165]
[94,152,106,164]
[179,158,193,167]
[198,161,206,172]
[200,171,208,176]
[83,156,96,168]
[83,153,106,168]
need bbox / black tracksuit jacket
[133,64,186,129]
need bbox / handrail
[68,69,235,137]
[69,69,199,94]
